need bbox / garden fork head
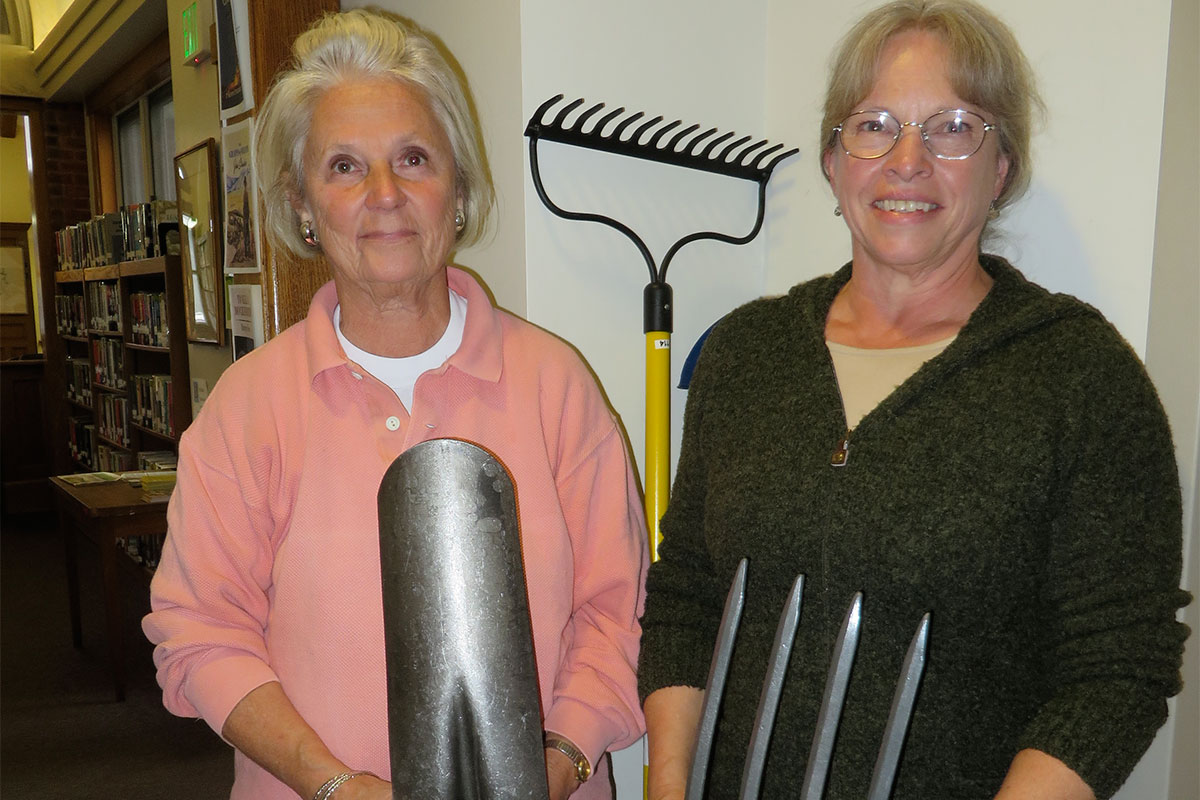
[686,559,931,800]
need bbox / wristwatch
[544,733,592,783]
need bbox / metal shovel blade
[377,438,548,800]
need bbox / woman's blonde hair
[820,0,1044,211]
[255,8,494,257]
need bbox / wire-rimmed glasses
[833,109,998,161]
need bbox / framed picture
[0,223,31,315]
[175,139,224,344]
[222,118,260,274]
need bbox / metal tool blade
[738,574,805,800]
[377,438,548,800]
[866,613,931,800]
[686,559,749,800]
[799,593,863,800]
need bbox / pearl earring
[454,210,465,231]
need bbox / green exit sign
[182,2,198,61]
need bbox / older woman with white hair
[144,10,647,800]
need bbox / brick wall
[41,103,91,234]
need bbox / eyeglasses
[833,109,998,161]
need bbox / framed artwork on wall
[174,139,225,345]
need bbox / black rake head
[525,94,798,184]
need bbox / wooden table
[51,476,168,701]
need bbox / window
[112,81,175,207]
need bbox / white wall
[1145,1,1200,798]
[348,2,1195,798]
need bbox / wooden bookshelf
[51,255,191,473]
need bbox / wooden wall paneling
[87,110,118,213]
[246,0,337,338]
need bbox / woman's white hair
[255,8,494,258]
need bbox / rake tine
[696,131,734,160]
[685,559,749,800]
[747,143,785,172]
[571,102,608,133]
[799,593,863,800]
[716,135,753,163]
[548,97,585,130]
[866,613,931,800]
[738,575,805,800]
[528,94,566,130]
[632,115,665,144]
[733,139,769,166]
[610,110,646,142]
[679,127,718,155]
[593,106,627,138]
[526,94,798,182]
[646,120,683,150]
[665,123,702,152]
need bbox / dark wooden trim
[85,32,172,116]
[0,99,69,474]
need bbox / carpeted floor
[1,511,233,799]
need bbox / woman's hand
[644,686,706,800]
[992,749,1096,800]
[544,746,581,800]
[222,682,389,799]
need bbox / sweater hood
[776,254,1109,425]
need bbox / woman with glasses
[638,2,1189,799]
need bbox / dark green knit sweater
[638,256,1189,799]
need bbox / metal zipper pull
[830,433,850,467]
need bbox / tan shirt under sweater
[827,336,955,430]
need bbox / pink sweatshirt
[143,268,648,799]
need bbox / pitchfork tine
[866,613,931,800]
[738,575,805,800]
[685,559,748,800]
[799,593,863,800]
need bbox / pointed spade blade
[378,439,548,800]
